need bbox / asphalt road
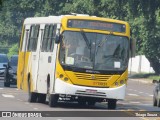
[0,79,160,120]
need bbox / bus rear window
[67,19,126,33]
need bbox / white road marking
[149,95,153,97]
[17,99,23,101]
[127,94,139,96]
[128,89,133,91]
[142,103,152,106]
[33,108,38,110]
[129,101,141,104]
[2,94,15,98]
[0,88,3,90]
[139,92,144,94]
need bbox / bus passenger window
[27,25,40,51]
[41,24,55,52]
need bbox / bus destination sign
[67,19,126,33]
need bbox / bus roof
[24,15,128,26]
[24,16,62,25]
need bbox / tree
[8,43,18,57]
[128,0,160,74]
[1,0,160,74]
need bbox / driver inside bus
[61,34,89,62]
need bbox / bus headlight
[59,74,64,78]
[64,77,69,81]
[120,80,124,85]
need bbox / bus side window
[51,24,57,51]
[27,25,40,52]
[21,28,30,52]
[41,24,55,52]
[47,25,54,52]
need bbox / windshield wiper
[80,29,90,49]
[95,35,110,55]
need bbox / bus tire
[157,98,160,107]
[49,94,59,107]
[108,99,117,109]
[28,78,37,103]
[153,95,157,106]
[28,92,38,103]
[78,98,86,106]
[4,82,10,87]
[37,93,46,103]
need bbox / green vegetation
[0,0,160,74]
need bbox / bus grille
[76,90,106,98]
[75,73,111,81]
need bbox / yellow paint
[17,50,34,92]
[55,16,130,88]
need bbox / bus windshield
[59,31,129,71]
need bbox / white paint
[17,99,23,101]
[129,101,141,104]
[0,88,3,90]
[2,94,15,98]
[149,95,153,97]
[129,55,154,73]
[127,94,139,96]
[55,78,126,100]
[128,89,133,91]
[33,108,38,110]
[139,92,144,94]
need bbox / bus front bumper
[54,78,126,100]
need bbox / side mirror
[130,38,136,58]
[55,34,63,44]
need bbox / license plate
[86,89,97,93]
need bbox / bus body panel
[18,17,62,94]
[54,78,126,100]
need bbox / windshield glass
[10,56,18,66]
[59,31,129,71]
[0,55,8,63]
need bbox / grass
[129,72,160,81]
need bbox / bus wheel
[153,94,157,106]
[37,93,46,103]
[157,98,160,107]
[28,79,37,103]
[108,99,117,109]
[4,82,10,87]
[49,94,59,107]
[78,98,86,106]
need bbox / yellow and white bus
[17,14,135,109]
